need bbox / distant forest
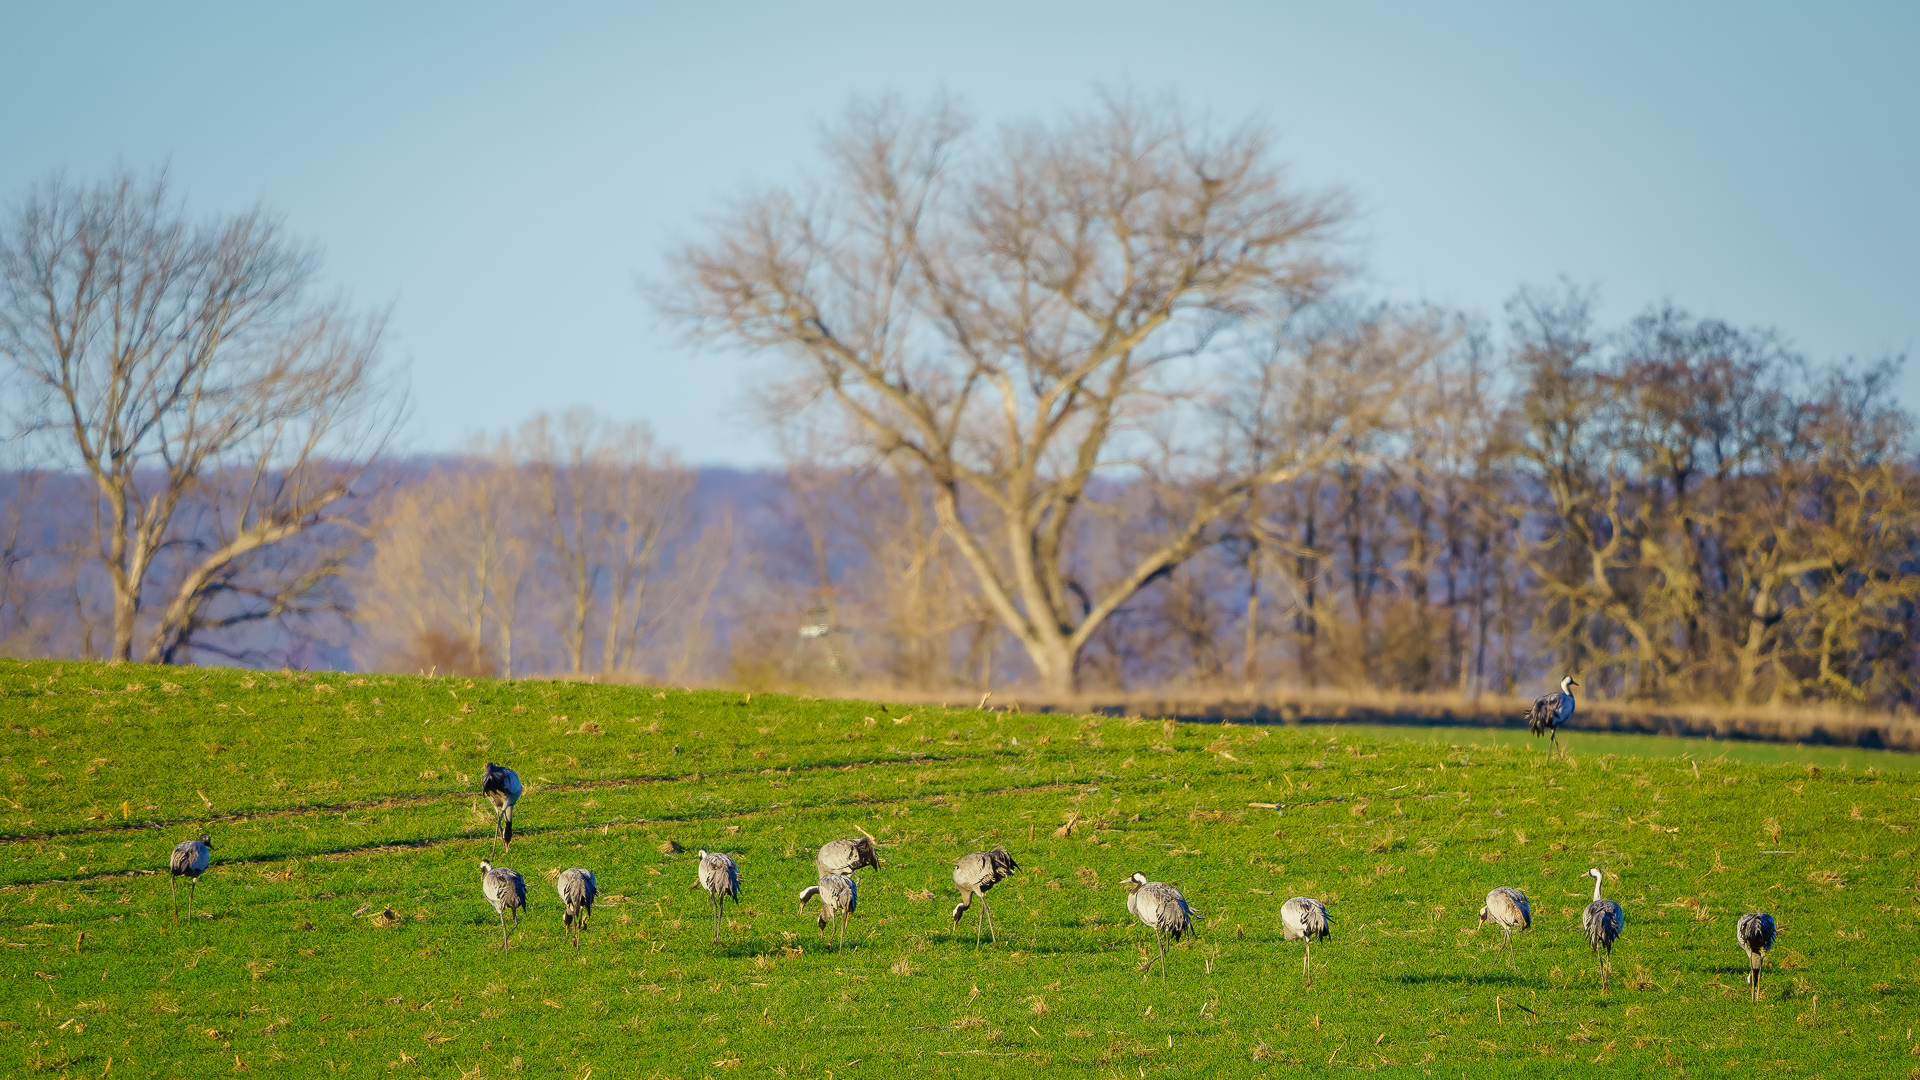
[6,318,1916,712]
[4,107,1915,710]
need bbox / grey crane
[1736,912,1776,1001]
[694,850,741,943]
[168,833,214,925]
[481,762,523,852]
[1524,676,1579,756]
[1280,896,1332,985]
[557,867,597,950]
[798,873,858,951]
[1478,886,1531,969]
[815,836,880,880]
[1581,867,1625,991]
[1123,872,1197,981]
[950,847,1019,945]
[479,860,528,951]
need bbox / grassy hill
[1,658,1915,1077]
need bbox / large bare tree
[0,170,401,663]
[672,96,1429,693]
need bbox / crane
[695,850,741,944]
[168,833,214,925]
[798,874,858,951]
[1280,896,1331,985]
[481,762,522,852]
[479,861,527,951]
[557,867,597,950]
[816,836,879,879]
[1123,872,1197,981]
[1478,886,1531,969]
[1582,867,1625,991]
[1737,912,1776,1001]
[950,847,1019,945]
[1524,676,1578,756]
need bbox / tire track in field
[0,775,1097,889]
[0,748,1043,846]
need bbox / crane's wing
[1527,692,1563,734]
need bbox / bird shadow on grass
[1388,972,1531,988]
[696,941,775,960]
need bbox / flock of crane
[161,735,1784,999]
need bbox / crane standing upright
[1524,676,1579,756]
[1582,867,1625,991]
[695,850,741,944]
[1123,872,1197,981]
[1737,912,1777,1001]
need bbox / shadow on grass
[1388,972,1532,987]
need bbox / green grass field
[2,658,1916,1079]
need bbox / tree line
[2,99,1914,710]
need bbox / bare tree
[670,95,1440,693]
[514,410,694,675]
[354,463,532,677]
[354,416,706,680]
[1216,304,1455,689]
[0,443,46,653]
[0,170,401,664]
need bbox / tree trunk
[109,585,138,663]
[1029,640,1078,697]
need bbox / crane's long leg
[1506,928,1516,970]
[188,879,198,926]
[171,877,178,925]
[499,909,509,951]
[974,896,985,946]
[1303,938,1312,985]
[1158,930,1169,983]
[985,900,997,945]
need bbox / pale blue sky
[5,2,1915,465]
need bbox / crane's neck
[1590,872,1604,902]
[1562,677,1576,697]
